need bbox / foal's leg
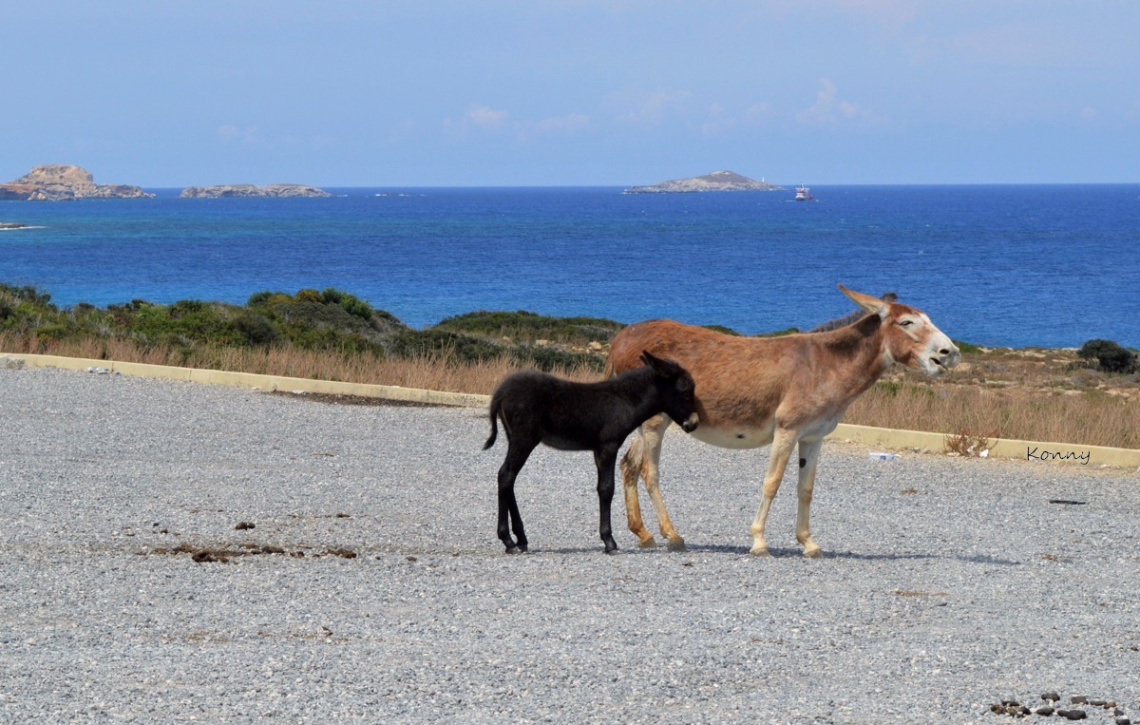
[497,439,536,554]
[749,427,798,556]
[795,438,824,558]
[594,444,620,554]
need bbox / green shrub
[230,312,278,346]
[434,310,624,346]
[388,329,506,364]
[954,339,982,354]
[512,344,603,373]
[703,324,741,336]
[1078,339,1138,374]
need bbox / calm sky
[3,1,1138,187]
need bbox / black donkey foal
[483,351,698,554]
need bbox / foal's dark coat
[484,352,698,554]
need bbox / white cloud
[796,79,882,126]
[467,105,509,129]
[702,101,773,136]
[797,79,852,124]
[743,103,772,123]
[217,125,260,143]
[443,105,511,138]
[608,89,690,126]
[532,113,589,134]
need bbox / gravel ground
[1,365,1138,724]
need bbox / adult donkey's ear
[838,284,890,319]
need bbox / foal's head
[839,285,961,377]
[640,351,699,432]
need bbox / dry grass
[4,334,1138,450]
[847,383,1140,449]
[0,333,600,395]
[844,347,1140,449]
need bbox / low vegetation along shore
[2,283,1138,450]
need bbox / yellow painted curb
[829,423,1140,470]
[5,352,1138,469]
[2,353,490,408]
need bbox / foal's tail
[483,396,502,450]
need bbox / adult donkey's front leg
[749,427,798,556]
[795,437,824,558]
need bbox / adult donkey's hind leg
[620,431,653,547]
[497,438,537,554]
[620,414,684,551]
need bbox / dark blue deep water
[2,185,1138,348]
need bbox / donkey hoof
[666,536,686,552]
[637,536,658,549]
[803,547,823,559]
[749,545,771,557]
[604,547,619,556]
[505,545,524,555]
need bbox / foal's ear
[839,284,889,319]
[640,350,679,377]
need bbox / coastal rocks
[180,184,331,198]
[0,165,154,201]
[624,170,782,194]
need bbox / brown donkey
[605,285,961,557]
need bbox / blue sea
[2,185,1138,348]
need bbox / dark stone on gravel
[1057,709,1087,720]
[1043,693,1061,702]
[1036,706,1055,716]
[1070,696,1088,704]
[235,521,255,530]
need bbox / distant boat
[795,185,815,202]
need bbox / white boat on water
[795,185,815,201]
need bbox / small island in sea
[0,164,153,201]
[624,170,783,194]
[180,184,331,198]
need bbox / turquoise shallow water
[1,184,1138,347]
